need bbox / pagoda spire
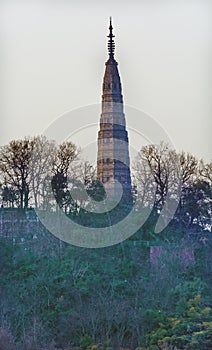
[107,16,115,58]
[97,18,132,197]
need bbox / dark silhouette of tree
[51,171,68,209]
[1,186,19,208]
[175,152,198,224]
[50,141,80,212]
[0,139,35,208]
[53,141,79,177]
[180,180,211,229]
[86,179,106,202]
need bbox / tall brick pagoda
[97,18,131,197]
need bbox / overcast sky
[0,0,211,162]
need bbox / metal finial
[107,17,115,58]
[109,16,112,29]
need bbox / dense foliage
[0,229,211,349]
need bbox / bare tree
[177,158,212,229]
[133,142,179,210]
[177,151,198,213]
[30,136,56,208]
[0,138,80,210]
[46,141,80,211]
[132,152,156,207]
[178,151,198,186]
[63,161,97,214]
[0,139,35,208]
[199,160,212,185]
[132,144,206,233]
[133,144,201,205]
[53,141,80,177]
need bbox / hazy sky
[0,0,211,162]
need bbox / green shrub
[80,335,94,349]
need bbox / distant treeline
[0,137,211,232]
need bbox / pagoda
[97,18,131,198]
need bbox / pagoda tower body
[97,18,131,197]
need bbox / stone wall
[0,208,62,255]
